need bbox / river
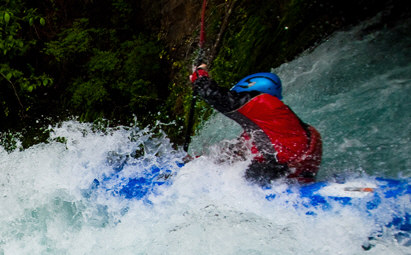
[1,12,410,255]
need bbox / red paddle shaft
[199,0,207,49]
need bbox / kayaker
[189,64,322,185]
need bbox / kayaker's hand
[190,64,209,83]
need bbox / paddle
[183,0,207,152]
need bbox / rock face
[140,0,202,54]
[161,0,201,44]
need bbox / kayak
[90,160,410,233]
[264,177,410,232]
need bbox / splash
[0,120,409,254]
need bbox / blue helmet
[230,72,282,100]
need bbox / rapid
[1,13,410,254]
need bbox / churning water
[1,14,410,255]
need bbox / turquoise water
[277,16,411,180]
[0,14,410,255]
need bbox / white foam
[1,121,409,254]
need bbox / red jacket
[237,94,308,164]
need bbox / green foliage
[0,0,53,119]
[0,0,396,150]
[0,130,22,152]
[0,0,173,144]
[88,50,120,74]
[0,2,44,56]
[121,36,162,82]
[1,64,53,93]
[44,18,92,62]
[43,17,165,122]
[210,7,273,87]
[71,78,109,108]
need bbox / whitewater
[1,14,410,254]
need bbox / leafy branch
[0,71,25,115]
